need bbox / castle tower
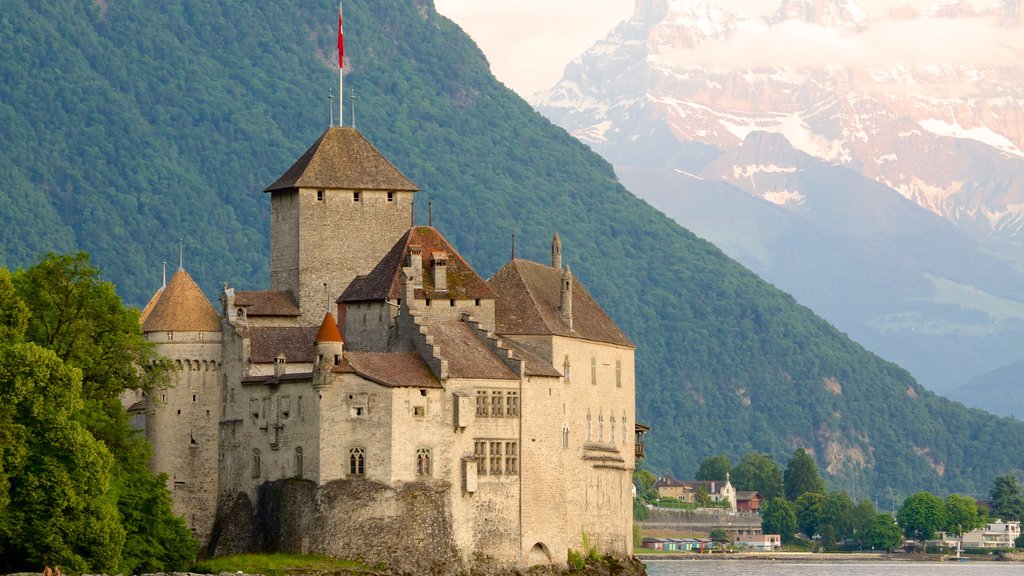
[265,127,419,324]
[314,311,344,389]
[140,267,222,542]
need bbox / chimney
[552,232,562,269]
[560,266,573,330]
[409,245,423,288]
[274,354,286,379]
[431,251,448,292]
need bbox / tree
[695,485,712,508]
[731,453,783,500]
[760,497,798,542]
[633,469,658,503]
[784,449,825,501]
[851,498,877,545]
[1,255,194,572]
[794,492,825,538]
[695,454,731,481]
[709,528,730,543]
[988,474,1024,521]
[818,491,855,543]
[898,492,947,547]
[944,494,985,555]
[866,514,902,552]
[0,342,125,572]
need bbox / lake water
[643,559,1023,576]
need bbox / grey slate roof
[248,326,318,363]
[235,290,301,317]
[265,127,419,193]
[488,259,633,348]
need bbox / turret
[552,232,562,269]
[560,266,573,330]
[314,312,344,388]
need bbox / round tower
[314,312,344,389]
[140,267,222,543]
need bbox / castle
[131,126,640,570]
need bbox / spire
[552,232,562,269]
[316,312,343,343]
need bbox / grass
[193,553,376,576]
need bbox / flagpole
[338,1,344,127]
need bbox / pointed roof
[316,312,343,343]
[488,259,633,348]
[141,269,221,333]
[341,226,497,302]
[265,127,419,193]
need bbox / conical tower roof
[265,127,419,192]
[141,269,221,333]
[316,312,343,343]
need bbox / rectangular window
[505,442,518,475]
[476,391,489,417]
[616,360,622,387]
[317,190,324,202]
[489,441,503,475]
[387,191,394,202]
[506,391,519,417]
[490,391,504,417]
[591,357,597,385]
[353,191,361,202]
[413,406,425,417]
[250,399,260,421]
[475,441,487,476]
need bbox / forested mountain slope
[1,0,1021,497]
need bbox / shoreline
[637,551,1024,563]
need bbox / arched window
[563,356,571,383]
[416,448,432,476]
[587,410,592,441]
[294,447,303,479]
[622,416,628,443]
[349,447,365,476]
[562,424,570,448]
[252,448,261,478]
[610,413,616,444]
[599,412,604,442]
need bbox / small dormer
[431,251,448,292]
[274,354,287,379]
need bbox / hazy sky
[433,1,995,97]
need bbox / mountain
[1,0,1023,497]
[948,360,1024,419]
[534,0,1024,398]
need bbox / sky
[433,1,1007,97]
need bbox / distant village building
[735,534,781,550]
[960,520,1021,549]
[131,127,641,570]
[653,475,737,511]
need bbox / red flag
[337,2,344,68]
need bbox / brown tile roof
[248,326,318,363]
[139,287,163,326]
[141,269,221,333]
[235,290,300,317]
[265,127,419,193]
[488,259,633,347]
[337,352,441,388]
[430,320,518,380]
[501,339,562,378]
[341,226,497,303]
[316,312,343,343]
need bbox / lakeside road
[636,551,1024,562]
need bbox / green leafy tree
[2,255,193,572]
[760,497,798,542]
[784,449,825,501]
[731,453,783,500]
[633,469,658,503]
[695,455,731,481]
[819,491,855,543]
[695,485,712,508]
[898,492,947,548]
[0,342,125,572]
[988,474,1024,521]
[709,528,730,543]
[852,498,877,544]
[794,492,825,538]
[866,514,902,552]
[944,494,985,554]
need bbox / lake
[643,559,1023,576]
